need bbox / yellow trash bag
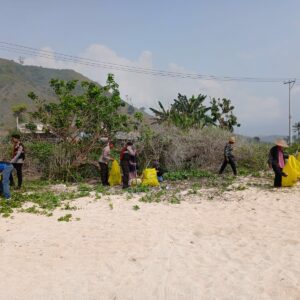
[142,168,159,187]
[108,160,122,186]
[290,155,300,173]
[282,156,300,187]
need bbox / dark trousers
[219,157,237,175]
[121,161,130,188]
[9,163,23,188]
[99,162,109,186]
[272,164,282,187]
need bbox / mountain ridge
[0,58,142,135]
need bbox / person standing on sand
[120,141,134,189]
[99,141,114,186]
[219,136,237,176]
[0,161,14,200]
[9,134,25,189]
[128,143,138,183]
[268,139,289,187]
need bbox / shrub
[137,125,270,173]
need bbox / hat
[275,139,288,148]
[229,136,236,143]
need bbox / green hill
[0,58,92,132]
[0,58,145,135]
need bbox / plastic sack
[108,160,122,186]
[282,155,300,187]
[142,168,159,187]
[130,178,142,186]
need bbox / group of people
[98,141,140,189]
[0,134,293,200]
[0,134,25,200]
[219,136,291,188]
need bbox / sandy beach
[1,182,300,300]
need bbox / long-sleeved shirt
[99,145,111,164]
[224,143,234,159]
[11,142,25,164]
[268,145,288,168]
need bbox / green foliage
[27,142,55,177]
[210,98,240,132]
[164,169,214,181]
[139,189,181,204]
[77,183,93,192]
[132,205,140,210]
[25,121,37,132]
[29,74,127,142]
[287,142,300,155]
[169,195,181,204]
[12,103,27,116]
[150,93,240,131]
[235,141,270,172]
[128,185,150,193]
[26,74,129,180]
[0,58,92,131]
[58,214,72,222]
[109,202,113,210]
[11,103,28,127]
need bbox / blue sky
[1,0,300,136]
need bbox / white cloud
[23,44,285,136]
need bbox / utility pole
[284,80,296,145]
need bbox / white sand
[1,184,300,300]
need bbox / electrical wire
[0,41,298,83]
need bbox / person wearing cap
[219,136,237,176]
[9,134,25,189]
[268,139,289,187]
[0,161,14,200]
[99,141,114,186]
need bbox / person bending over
[0,161,14,200]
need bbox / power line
[284,80,296,145]
[0,41,298,83]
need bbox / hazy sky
[1,0,300,136]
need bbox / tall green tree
[12,103,27,129]
[28,74,128,165]
[150,94,213,130]
[210,98,240,132]
[150,93,240,131]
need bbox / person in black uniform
[120,142,134,189]
[268,139,289,187]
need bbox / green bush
[137,125,270,173]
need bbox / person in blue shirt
[0,162,14,200]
